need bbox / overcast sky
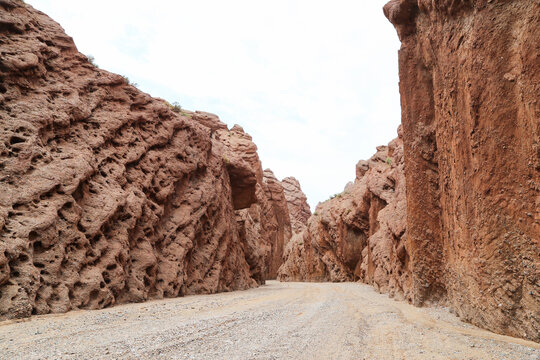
[27,0,401,209]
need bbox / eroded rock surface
[384,0,540,341]
[205,119,293,281]
[261,170,293,279]
[279,135,410,300]
[281,177,311,234]
[0,1,291,319]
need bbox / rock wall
[281,177,311,234]
[384,0,540,341]
[0,1,291,319]
[212,121,292,281]
[279,135,411,300]
[261,170,293,279]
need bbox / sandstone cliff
[278,134,410,300]
[0,0,291,319]
[384,0,540,342]
[281,177,311,234]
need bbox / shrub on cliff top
[87,54,99,68]
[121,75,138,87]
[171,102,182,113]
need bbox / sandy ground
[0,281,538,360]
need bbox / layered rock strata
[0,1,291,319]
[279,135,410,300]
[384,0,540,341]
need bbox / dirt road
[0,281,538,359]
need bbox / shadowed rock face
[0,1,291,319]
[384,0,540,341]
[279,135,410,300]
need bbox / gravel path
[0,281,539,360]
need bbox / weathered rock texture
[210,120,292,281]
[279,135,411,300]
[0,1,291,319]
[260,170,293,279]
[281,177,311,234]
[384,0,540,341]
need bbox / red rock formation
[261,170,293,279]
[279,135,411,300]
[281,177,311,234]
[202,118,293,281]
[384,0,540,341]
[0,1,291,319]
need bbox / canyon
[0,0,538,354]
[279,0,540,343]
[279,132,410,303]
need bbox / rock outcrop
[0,1,291,319]
[210,120,293,281]
[260,170,293,279]
[279,134,410,300]
[384,0,540,341]
[281,177,311,234]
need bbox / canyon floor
[0,281,538,360]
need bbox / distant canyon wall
[279,135,410,301]
[0,0,292,319]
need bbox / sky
[27,0,402,210]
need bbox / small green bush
[328,193,343,201]
[122,75,138,87]
[386,157,392,165]
[87,54,99,68]
[171,102,182,113]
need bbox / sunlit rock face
[279,134,410,301]
[0,0,292,319]
[384,0,540,342]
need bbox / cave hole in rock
[9,136,25,145]
[77,223,86,233]
[89,289,99,301]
